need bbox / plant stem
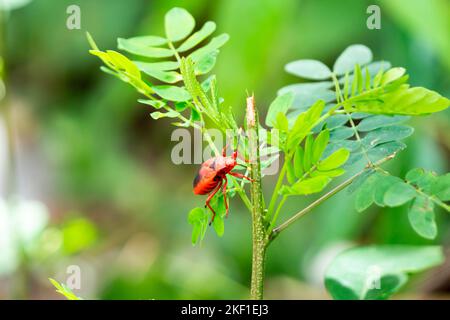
[270,152,397,240]
[266,157,288,219]
[269,195,287,232]
[270,171,359,240]
[246,95,267,300]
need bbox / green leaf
[265,92,294,127]
[153,86,191,102]
[321,115,348,131]
[373,68,384,88]
[312,129,329,163]
[190,34,229,63]
[344,85,450,115]
[408,196,437,240]
[357,115,409,132]
[343,71,350,99]
[312,168,345,178]
[347,168,375,194]
[303,135,313,172]
[175,101,189,112]
[195,50,218,75]
[329,127,354,141]
[383,182,417,207]
[354,172,379,212]
[165,7,195,42]
[286,161,296,185]
[118,35,167,48]
[134,61,179,72]
[210,194,226,237]
[293,146,304,178]
[405,168,442,194]
[333,44,373,75]
[138,99,166,109]
[380,67,405,86]
[354,64,363,93]
[431,173,450,201]
[412,171,437,194]
[405,168,425,184]
[117,38,173,58]
[138,68,182,83]
[188,207,208,245]
[105,50,141,79]
[213,215,225,237]
[177,21,216,52]
[362,125,414,148]
[150,109,180,120]
[373,175,403,206]
[317,148,350,171]
[365,141,406,163]
[278,81,333,96]
[325,245,444,300]
[274,112,289,132]
[285,59,332,80]
[90,49,156,95]
[287,176,331,195]
[364,67,371,90]
[190,107,201,122]
[287,100,325,150]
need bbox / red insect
[193,145,252,224]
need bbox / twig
[270,152,397,240]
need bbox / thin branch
[268,195,287,231]
[269,152,397,240]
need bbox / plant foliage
[88,8,450,300]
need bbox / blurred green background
[0,0,449,299]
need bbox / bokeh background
[0,0,449,299]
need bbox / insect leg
[222,176,229,218]
[222,144,228,157]
[205,180,223,225]
[230,171,254,182]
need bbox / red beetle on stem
[193,138,253,224]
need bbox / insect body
[193,146,252,224]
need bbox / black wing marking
[193,172,201,188]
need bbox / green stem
[266,157,288,219]
[167,40,181,61]
[246,96,267,300]
[270,152,397,240]
[268,195,287,232]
